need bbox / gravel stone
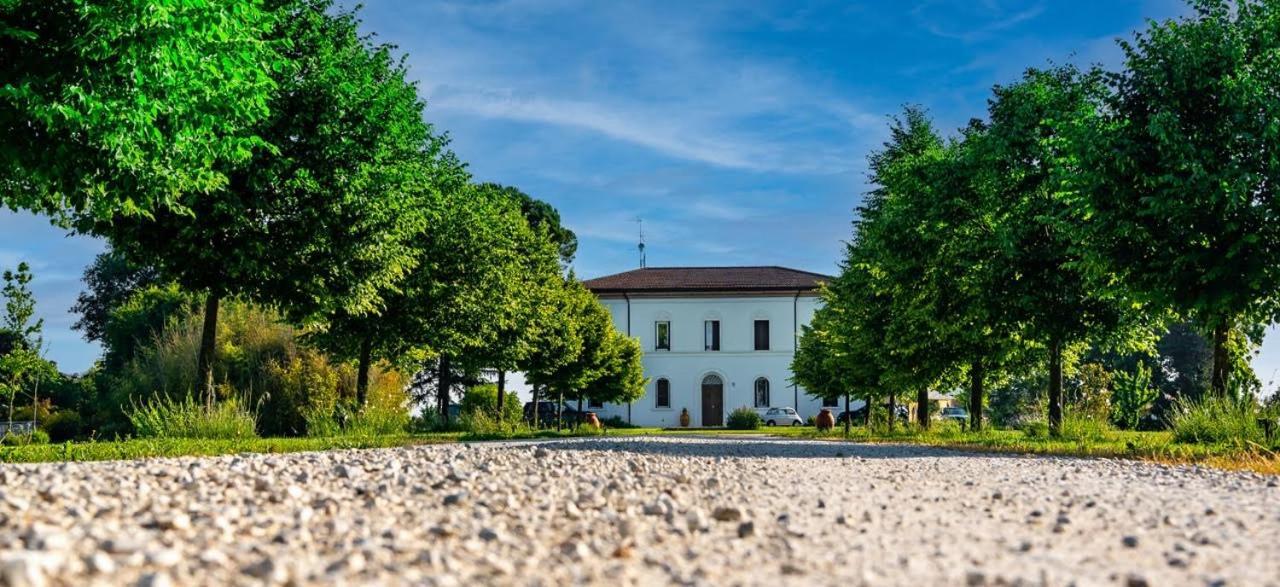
[0,437,1275,585]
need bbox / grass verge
[0,427,666,464]
[684,425,1280,475]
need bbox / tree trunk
[528,385,540,428]
[437,356,452,425]
[1048,339,1063,436]
[196,295,220,409]
[843,393,851,437]
[916,388,929,430]
[496,370,506,422]
[355,336,372,408]
[887,392,896,433]
[1211,322,1230,398]
[556,390,564,431]
[864,394,872,426]
[31,373,40,430]
[969,360,984,431]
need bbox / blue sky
[4,0,1278,390]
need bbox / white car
[758,407,804,427]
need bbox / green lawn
[2,425,1275,475]
[681,425,1280,474]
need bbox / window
[655,321,671,351]
[704,320,720,351]
[655,379,670,408]
[754,378,770,408]
[754,320,770,351]
[588,398,603,409]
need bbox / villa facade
[582,266,830,427]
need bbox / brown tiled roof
[583,266,831,294]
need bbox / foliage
[476,183,579,266]
[1,262,41,349]
[99,284,197,370]
[71,248,164,343]
[1111,364,1158,430]
[727,406,763,430]
[460,384,523,423]
[1072,0,1280,396]
[1171,396,1266,446]
[1,429,48,446]
[262,348,340,437]
[127,395,258,440]
[86,0,462,402]
[1068,363,1112,420]
[1060,412,1112,442]
[41,411,82,443]
[0,0,279,219]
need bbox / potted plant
[816,408,835,431]
[679,407,690,427]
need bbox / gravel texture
[0,436,1277,586]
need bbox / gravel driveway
[0,437,1276,586]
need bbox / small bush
[460,410,534,438]
[345,403,410,437]
[600,415,639,429]
[727,407,762,430]
[1171,396,1263,446]
[127,395,258,439]
[1,430,49,446]
[459,384,523,423]
[42,411,83,442]
[1060,412,1111,442]
[1021,420,1050,439]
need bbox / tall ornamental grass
[1171,396,1266,446]
[127,395,257,440]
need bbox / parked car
[833,400,869,425]
[835,403,908,425]
[523,401,583,427]
[759,407,804,427]
[940,406,969,425]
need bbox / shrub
[1060,412,1111,442]
[1111,364,1157,430]
[127,395,258,439]
[41,411,83,442]
[459,384,522,423]
[261,348,340,437]
[727,406,762,430]
[1171,395,1263,446]
[1021,420,1050,439]
[0,430,49,446]
[345,403,410,437]
[600,415,638,429]
[460,410,534,438]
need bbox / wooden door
[701,375,724,427]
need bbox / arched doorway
[701,374,724,427]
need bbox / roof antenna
[636,216,647,269]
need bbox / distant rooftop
[583,266,831,294]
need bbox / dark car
[835,403,908,426]
[523,401,583,427]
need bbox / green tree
[979,66,1147,435]
[582,332,647,409]
[477,183,578,266]
[71,248,164,344]
[86,0,454,406]
[1073,0,1280,397]
[1,262,41,350]
[1,0,279,219]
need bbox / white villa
[582,266,831,427]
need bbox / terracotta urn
[583,411,601,429]
[816,408,835,431]
[679,408,691,428]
